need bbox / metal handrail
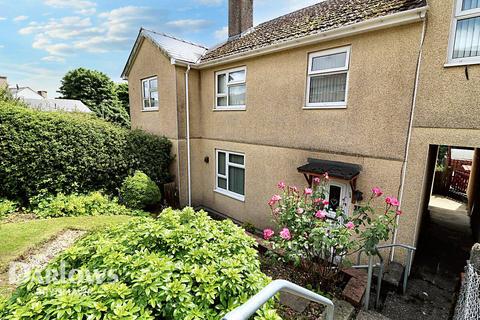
[221,279,335,320]
[353,244,416,310]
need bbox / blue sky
[0,0,319,97]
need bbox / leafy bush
[120,171,161,210]
[30,192,147,218]
[264,177,400,288]
[0,198,18,218]
[0,100,173,202]
[0,208,280,319]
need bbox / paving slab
[321,299,355,320]
[279,291,309,312]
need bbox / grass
[0,215,133,298]
[0,215,133,271]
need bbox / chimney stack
[0,76,7,90]
[228,0,253,39]
[37,90,48,99]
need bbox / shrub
[0,208,280,319]
[30,192,147,218]
[264,176,400,289]
[120,171,161,209]
[0,100,173,202]
[0,198,18,218]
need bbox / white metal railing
[221,279,335,320]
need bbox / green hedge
[0,208,280,319]
[0,101,173,202]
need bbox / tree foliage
[58,68,130,127]
[116,82,130,116]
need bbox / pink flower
[313,177,321,185]
[277,181,286,189]
[324,172,330,180]
[315,210,327,219]
[371,187,383,197]
[395,209,403,216]
[280,228,291,240]
[273,207,281,215]
[345,222,355,230]
[263,229,275,240]
[304,188,313,195]
[296,207,304,214]
[386,196,399,206]
[313,198,323,204]
[322,200,329,206]
[268,194,282,206]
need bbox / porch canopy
[297,158,361,187]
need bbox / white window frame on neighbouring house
[141,76,159,111]
[215,149,245,201]
[305,46,351,109]
[446,0,480,66]
[214,66,246,111]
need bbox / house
[1,76,91,113]
[122,0,480,261]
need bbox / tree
[116,82,130,116]
[58,68,130,127]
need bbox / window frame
[446,0,480,66]
[141,76,159,111]
[214,66,247,111]
[305,46,351,109]
[215,149,245,201]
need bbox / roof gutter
[195,6,428,69]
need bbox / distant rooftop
[22,98,92,113]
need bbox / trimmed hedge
[0,101,173,202]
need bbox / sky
[0,0,320,97]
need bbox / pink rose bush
[264,177,400,287]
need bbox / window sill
[303,105,347,110]
[213,106,246,111]
[142,108,159,112]
[444,59,480,68]
[214,188,245,202]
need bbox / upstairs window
[142,76,158,110]
[215,67,246,110]
[448,0,480,65]
[306,46,350,109]
[215,150,245,201]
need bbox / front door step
[382,262,404,288]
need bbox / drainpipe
[391,15,427,261]
[185,64,192,206]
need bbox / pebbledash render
[122,0,480,262]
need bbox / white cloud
[214,26,228,41]
[0,45,4,49]
[44,0,97,15]
[41,55,65,63]
[165,19,212,32]
[13,15,28,22]
[0,17,6,21]
[196,0,223,5]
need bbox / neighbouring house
[122,0,480,262]
[2,76,91,113]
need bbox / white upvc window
[141,76,158,110]
[215,150,245,201]
[215,67,246,110]
[447,0,480,66]
[305,46,350,109]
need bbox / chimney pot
[228,0,253,39]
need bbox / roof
[201,0,426,62]
[297,158,362,180]
[22,98,92,113]
[121,28,208,78]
